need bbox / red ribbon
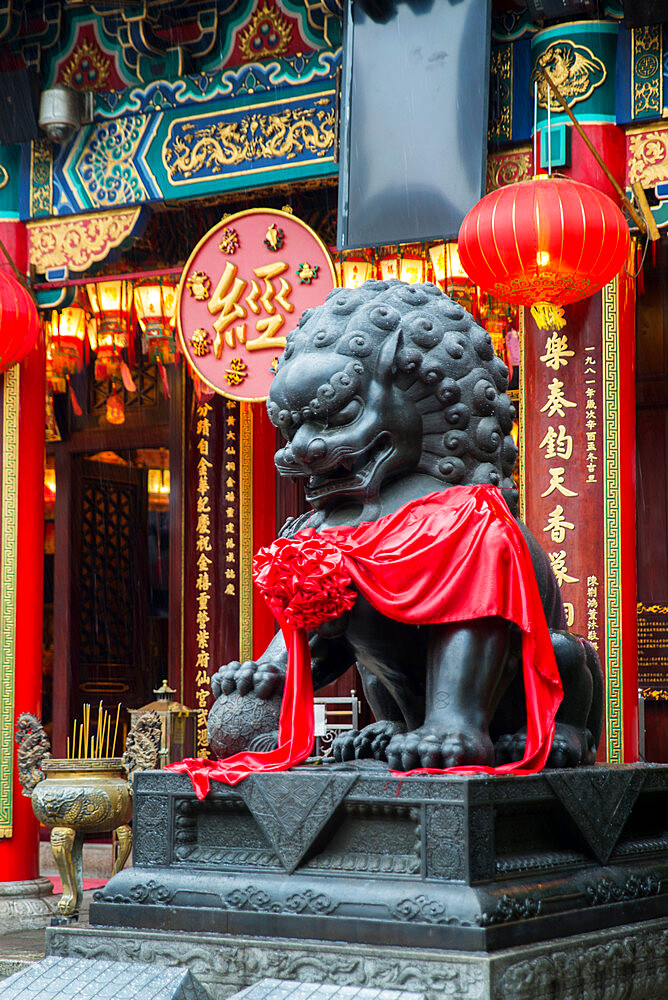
[168,486,563,799]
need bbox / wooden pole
[537,62,649,235]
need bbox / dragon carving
[122,711,163,786]
[165,103,334,181]
[209,280,603,771]
[15,713,51,796]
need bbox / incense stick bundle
[112,704,121,757]
[66,703,122,760]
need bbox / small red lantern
[0,271,39,372]
[44,296,89,380]
[134,279,177,364]
[106,388,125,425]
[86,280,132,380]
[458,177,630,308]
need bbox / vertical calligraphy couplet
[184,391,241,756]
[523,281,638,762]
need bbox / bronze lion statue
[210,280,603,771]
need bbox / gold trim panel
[602,279,624,763]
[239,402,254,662]
[28,208,144,274]
[0,366,20,837]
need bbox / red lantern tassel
[67,377,83,416]
[120,360,137,393]
[157,358,170,398]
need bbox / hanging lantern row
[43,276,178,389]
[335,241,518,371]
[336,175,631,342]
[335,243,465,292]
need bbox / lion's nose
[303,437,327,464]
[276,444,298,467]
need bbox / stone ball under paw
[207,689,281,760]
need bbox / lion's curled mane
[267,279,518,506]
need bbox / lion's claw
[494,723,595,769]
[211,660,284,701]
[386,725,494,771]
[332,721,406,762]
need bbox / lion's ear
[375,329,404,384]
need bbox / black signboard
[337,0,492,249]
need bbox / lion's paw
[386,725,494,772]
[494,724,596,768]
[332,721,406,762]
[494,730,526,765]
[547,724,595,768]
[211,660,284,700]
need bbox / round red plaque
[176,208,337,401]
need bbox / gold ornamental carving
[164,100,335,183]
[632,25,662,118]
[627,127,668,187]
[531,41,607,112]
[238,1,292,61]
[642,688,668,702]
[486,147,532,193]
[61,38,111,91]
[489,43,512,144]
[27,207,143,274]
[638,602,668,615]
[30,138,53,217]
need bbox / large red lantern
[458,177,630,308]
[0,271,39,372]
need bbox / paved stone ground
[0,843,120,981]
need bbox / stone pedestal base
[0,877,57,931]
[46,918,668,1000]
[90,764,668,950]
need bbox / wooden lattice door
[70,459,149,728]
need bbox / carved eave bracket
[27,205,148,278]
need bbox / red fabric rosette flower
[252,531,358,630]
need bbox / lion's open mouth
[305,433,392,501]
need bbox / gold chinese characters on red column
[527,301,604,645]
[177,209,337,402]
[223,400,238,600]
[537,319,579,629]
[194,401,214,756]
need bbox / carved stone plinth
[46,919,668,1000]
[0,877,58,931]
[88,763,668,951]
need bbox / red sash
[168,486,563,799]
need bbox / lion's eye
[327,399,362,427]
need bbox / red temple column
[0,218,54,923]
[523,21,638,760]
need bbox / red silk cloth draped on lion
[168,486,563,799]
